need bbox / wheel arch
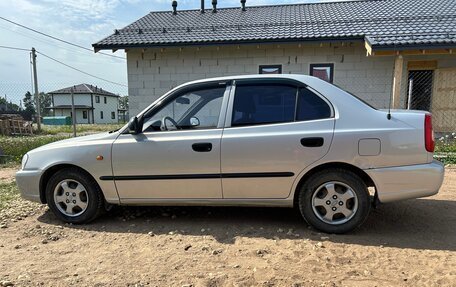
[293,162,376,208]
[39,164,100,204]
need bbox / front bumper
[16,169,43,203]
[365,160,445,203]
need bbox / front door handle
[301,137,324,147]
[192,143,212,152]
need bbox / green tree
[118,96,129,110]
[0,96,20,111]
[22,91,35,121]
[39,92,52,116]
[23,92,35,113]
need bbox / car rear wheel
[45,168,103,224]
[298,169,370,234]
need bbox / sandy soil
[0,167,17,182]
[0,167,455,287]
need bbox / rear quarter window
[296,88,332,121]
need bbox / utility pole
[71,87,76,137]
[31,48,41,131]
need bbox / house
[48,84,121,124]
[93,0,456,132]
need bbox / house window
[259,65,282,74]
[100,111,104,119]
[83,111,88,119]
[111,111,115,119]
[104,97,107,104]
[310,63,334,83]
[95,96,100,103]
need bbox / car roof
[183,74,312,86]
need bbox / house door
[407,70,434,111]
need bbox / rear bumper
[15,169,43,203]
[365,160,445,203]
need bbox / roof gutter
[364,36,456,53]
[92,36,366,51]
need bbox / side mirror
[190,117,200,127]
[127,116,142,134]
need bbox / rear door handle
[192,143,212,152]
[301,137,324,147]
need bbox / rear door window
[232,84,297,126]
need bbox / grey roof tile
[93,0,456,50]
[49,84,119,97]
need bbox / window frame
[259,65,282,74]
[111,111,115,119]
[133,81,232,135]
[82,111,88,119]
[104,97,107,104]
[100,111,103,119]
[309,63,334,83]
[224,78,334,128]
[95,96,100,103]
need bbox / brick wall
[126,42,395,116]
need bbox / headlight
[21,154,29,170]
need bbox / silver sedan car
[16,75,444,233]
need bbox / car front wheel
[298,169,371,234]
[45,168,103,224]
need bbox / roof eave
[92,36,366,51]
[369,43,456,51]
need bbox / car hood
[30,132,118,153]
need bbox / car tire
[298,169,370,234]
[45,168,103,224]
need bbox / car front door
[111,82,230,201]
[221,79,335,199]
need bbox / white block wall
[126,42,395,116]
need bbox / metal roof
[93,0,456,50]
[48,84,119,97]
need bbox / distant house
[48,84,121,124]
[93,0,456,132]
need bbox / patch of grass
[0,181,19,210]
[1,124,124,164]
[39,124,124,135]
[435,139,456,165]
[0,135,69,163]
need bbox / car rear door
[220,79,335,199]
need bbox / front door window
[142,87,226,132]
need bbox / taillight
[425,114,435,153]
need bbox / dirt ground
[0,168,455,287]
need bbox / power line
[36,51,127,87]
[0,24,110,61]
[0,16,125,60]
[0,45,30,52]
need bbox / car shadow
[37,198,456,251]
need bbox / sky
[0,0,344,103]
